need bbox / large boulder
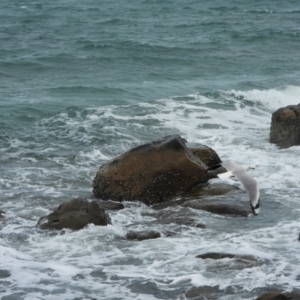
[93,135,221,205]
[270,104,300,148]
[256,292,300,300]
[190,145,221,168]
[37,197,111,230]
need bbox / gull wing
[234,172,260,214]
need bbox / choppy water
[1,1,300,299]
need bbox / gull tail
[217,171,234,179]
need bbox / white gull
[217,160,260,215]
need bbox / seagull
[217,161,260,215]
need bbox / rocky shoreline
[37,134,250,232]
[2,104,300,299]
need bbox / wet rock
[151,182,239,210]
[0,210,5,218]
[126,230,161,241]
[190,145,221,168]
[93,135,219,205]
[195,223,206,228]
[153,209,206,228]
[190,146,226,179]
[196,252,267,272]
[37,197,111,230]
[270,104,300,148]
[182,182,241,199]
[256,292,300,300]
[181,199,249,217]
[186,286,235,300]
[207,166,228,179]
[196,252,257,262]
[175,218,206,228]
[125,207,206,236]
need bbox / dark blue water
[1,1,300,299]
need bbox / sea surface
[1,0,300,299]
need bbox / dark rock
[182,182,241,199]
[196,252,267,272]
[196,252,257,262]
[195,223,206,228]
[190,145,221,168]
[153,209,206,228]
[186,286,230,299]
[126,230,161,241]
[207,166,228,179]
[0,210,5,218]
[93,135,216,205]
[270,104,300,148]
[37,197,111,230]
[181,199,249,217]
[151,182,239,210]
[126,207,206,235]
[190,145,224,179]
[256,292,300,300]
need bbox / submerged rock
[196,252,267,273]
[37,197,111,230]
[196,252,258,262]
[256,292,300,300]
[182,182,241,199]
[150,182,240,210]
[0,210,5,218]
[124,207,206,237]
[126,230,161,241]
[93,135,221,205]
[181,199,249,217]
[186,286,234,300]
[270,104,300,148]
[152,208,206,228]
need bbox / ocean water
[1,0,300,299]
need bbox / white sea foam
[77,149,110,162]
[226,85,300,111]
[2,86,300,299]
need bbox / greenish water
[1,1,300,299]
